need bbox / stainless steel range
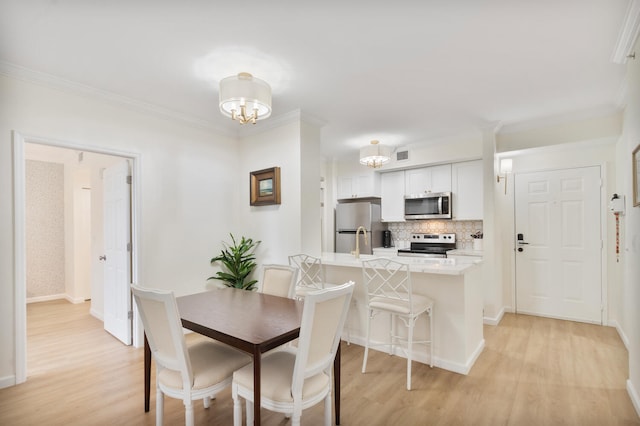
[397,233,456,258]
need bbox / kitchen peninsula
[322,253,484,375]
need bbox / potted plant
[208,234,261,290]
[471,231,483,251]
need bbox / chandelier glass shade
[219,72,272,124]
[360,140,391,168]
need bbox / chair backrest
[361,258,414,309]
[291,281,355,399]
[288,254,325,291]
[260,264,299,298]
[131,285,193,387]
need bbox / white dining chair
[131,285,251,426]
[232,281,355,426]
[259,264,299,298]
[288,254,325,299]
[360,258,434,390]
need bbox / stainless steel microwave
[404,192,452,220]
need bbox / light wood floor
[0,300,638,425]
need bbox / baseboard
[26,294,66,304]
[342,334,485,376]
[0,375,16,389]
[90,308,104,322]
[608,319,630,351]
[483,307,506,325]
[27,294,88,304]
[627,379,640,419]
[65,295,88,304]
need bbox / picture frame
[633,144,640,207]
[250,167,281,206]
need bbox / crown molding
[611,0,640,64]
[237,109,327,137]
[0,60,236,137]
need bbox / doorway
[13,131,140,384]
[514,166,603,324]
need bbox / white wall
[235,116,323,277]
[0,74,239,385]
[619,36,640,417]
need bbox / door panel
[103,160,132,344]
[515,167,601,324]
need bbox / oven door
[397,249,447,258]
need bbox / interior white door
[103,160,132,344]
[515,166,602,324]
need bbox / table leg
[144,334,151,412]
[253,347,261,425]
[335,341,341,425]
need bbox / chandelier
[219,72,272,124]
[360,140,391,168]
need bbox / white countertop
[321,252,481,275]
[447,249,484,257]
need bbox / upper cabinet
[404,164,451,196]
[380,170,405,222]
[337,171,381,199]
[451,160,483,220]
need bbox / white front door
[103,160,132,344]
[515,166,602,324]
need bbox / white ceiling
[0,1,632,158]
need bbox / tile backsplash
[386,220,483,250]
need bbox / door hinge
[127,242,131,252]
[126,175,132,184]
[128,310,133,320]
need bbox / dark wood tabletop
[143,288,343,425]
[176,288,304,353]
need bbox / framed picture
[634,144,640,207]
[250,167,281,206]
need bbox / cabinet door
[452,160,483,220]
[337,176,356,199]
[405,165,451,195]
[381,170,405,222]
[337,172,380,199]
[405,168,430,196]
[430,164,452,193]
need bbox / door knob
[99,255,107,261]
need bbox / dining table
[143,287,343,425]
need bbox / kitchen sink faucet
[351,226,368,259]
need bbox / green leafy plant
[208,234,261,290]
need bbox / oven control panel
[410,233,456,243]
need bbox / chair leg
[156,388,163,426]
[232,390,242,426]
[246,399,254,425]
[184,401,194,426]
[361,309,372,373]
[292,404,302,426]
[429,308,434,368]
[407,317,414,391]
[390,314,395,355]
[324,391,332,426]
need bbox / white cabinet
[380,170,405,222]
[337,172,380,199]
[451,160,483,220]
[404,164,451,196]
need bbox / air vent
[396,150,409,161]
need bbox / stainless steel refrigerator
[335,199,383,254]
